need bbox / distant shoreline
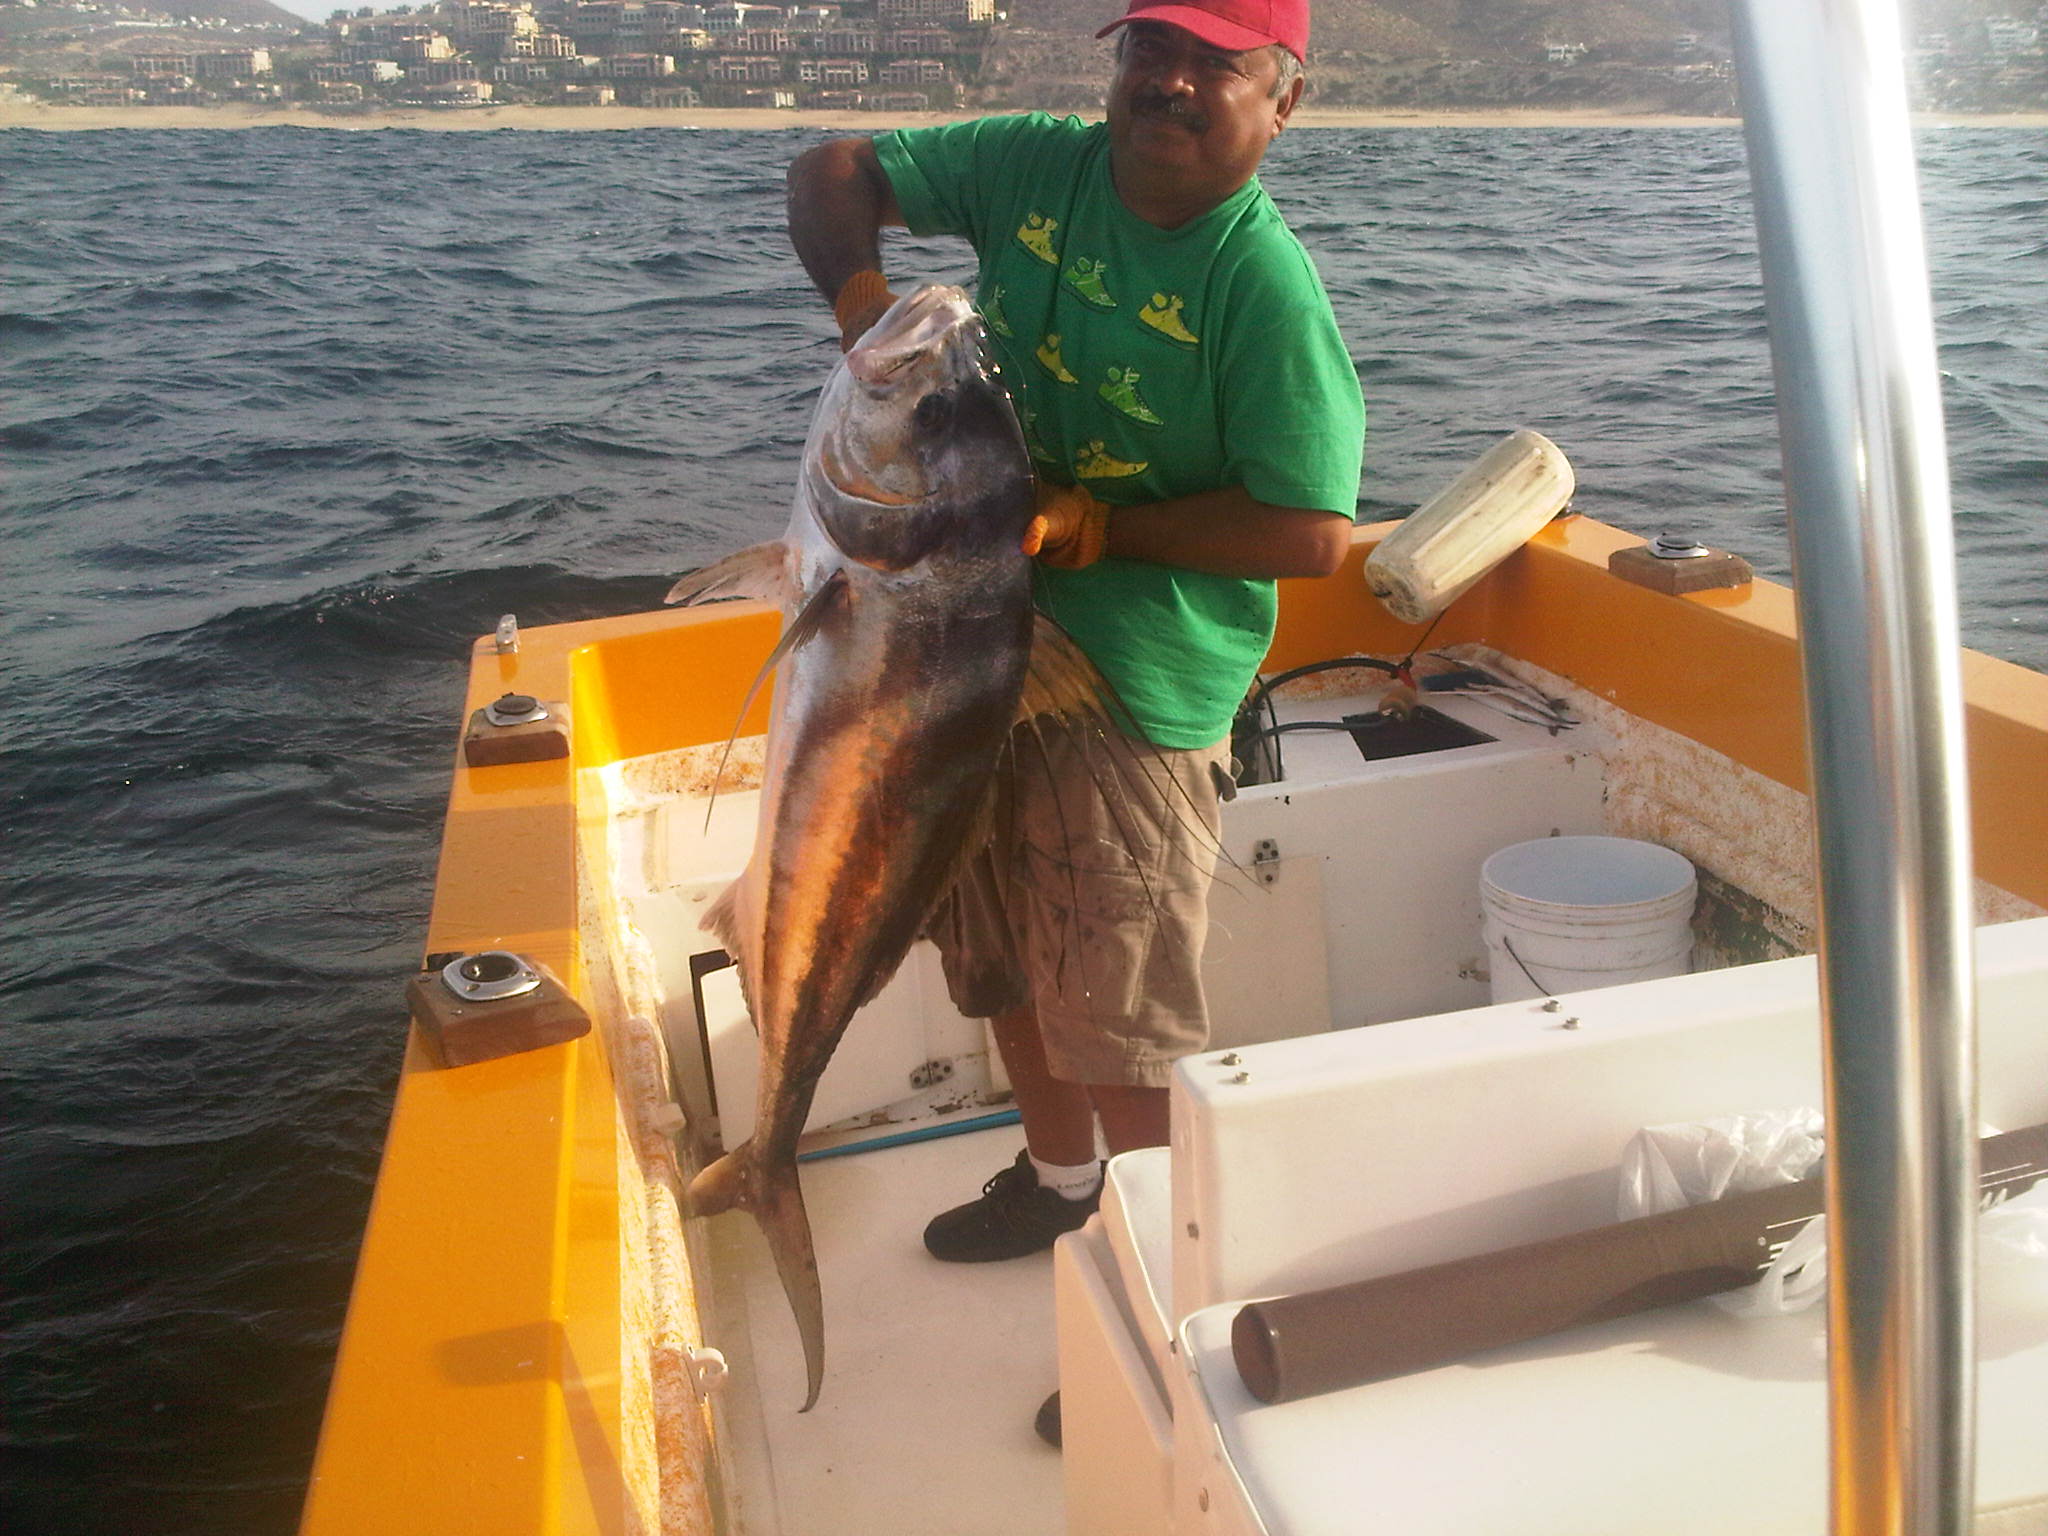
[7,100,2046,132]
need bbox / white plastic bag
[1619,1106,1825,1219]
[1621,1110,2048,1317]
[1983,1180,2048,1272]
[1619,1107,1828,1316]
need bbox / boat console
[601,659,1608,1156]
[1059,921,2048,1535]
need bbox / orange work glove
[1022,480,1111,569]
[833,269,898,352]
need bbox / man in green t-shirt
[787,0,1364,1292]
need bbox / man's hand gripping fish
[666,286,1119,1411]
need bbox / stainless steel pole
[1728,2,1979,1532]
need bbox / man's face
[1106,21,1301,212]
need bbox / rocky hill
[190,0,301,24]
[972,0,2043,114]
[3,0,2036,115]
[43,0,305,25]
[974,0,1742,113]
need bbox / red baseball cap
[1097,0,1309,63]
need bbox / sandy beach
[3,99,2042,132]
[0,100,1709,131]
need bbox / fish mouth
[846,286,987,389]
[820,284,1019,513]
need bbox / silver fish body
[667,286,1037,1409]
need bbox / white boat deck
[704,1118,1065,1536]
[653,671,1601,1536]
[613,651,2048,1533]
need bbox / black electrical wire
[1236,656,1406,786]
[1240,654,1402,726]
[1243,685,1284,784]
[1231,719,1378,755]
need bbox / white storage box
[1175,1266,2048,1535]
[1054,1216,1174,1536]
[1061,919,2048,1534]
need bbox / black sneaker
[1035,1390,1062,1449]
[922,1149,1101,1262]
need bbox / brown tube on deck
[1233,1121,2048,1405]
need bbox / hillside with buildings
[1,0,2042,113]
[1,0,1001,110]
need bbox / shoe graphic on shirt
[1075,439,1149,480]
[983,284,1015,339]
[1139,292,1200,346]
[1099,365,1163,426]
[1035,333,1079,384]
[1016,212,1060,266]
[1063,255,1116,309]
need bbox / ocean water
[1,123,2042,1534]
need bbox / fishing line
[1395,606,1450,678]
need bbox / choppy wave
[1,122,2042,1536]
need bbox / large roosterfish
[666,285,1113,1410]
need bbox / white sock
[1030,1154,1103,1202]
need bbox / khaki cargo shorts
[927,718,1229,1088]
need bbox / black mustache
[1133,94,1205,128]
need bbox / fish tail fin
[685,1142,825,1412]
[758,1164,826,1412]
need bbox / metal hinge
[1252,838,1281,886]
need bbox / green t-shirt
[875,112,1366,749]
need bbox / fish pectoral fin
[1019,611,1117,729]
[757,567,848,675]
[699,570,850,832]
[701,880,742,955]
[1017,615,1236,893]
[699,882,757,1017]
[665,541,795,607]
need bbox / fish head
[806,285,1033,574]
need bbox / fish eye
[914,389,956,434]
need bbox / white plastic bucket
[1480,836,1697,1003]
